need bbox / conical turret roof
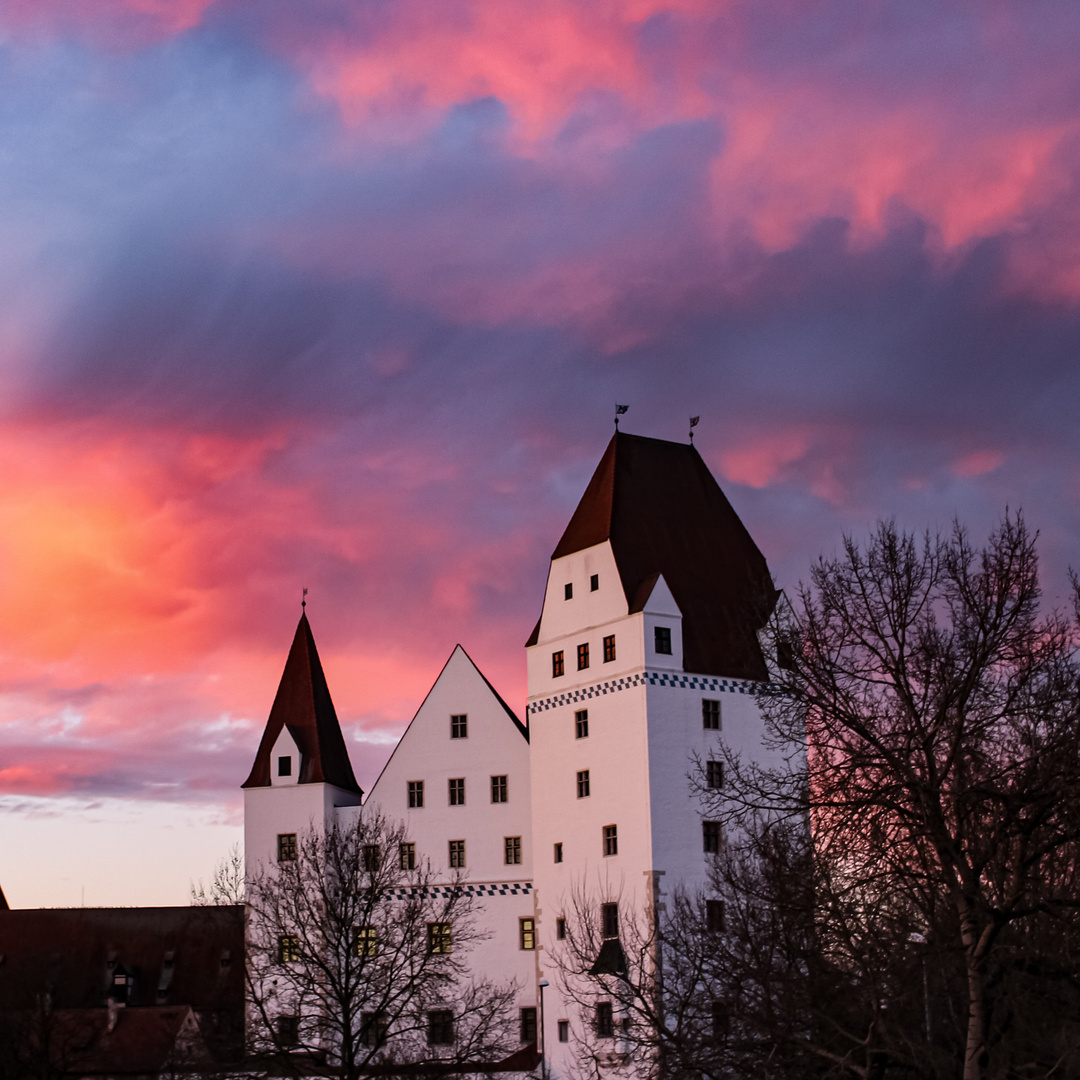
[242,613,361,793]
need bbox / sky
[2,0,1080,907]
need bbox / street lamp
[538,979,550,1080]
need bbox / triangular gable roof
[242,613,361,793]
[536,432,777,681]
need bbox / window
[554,842,563,863]
[361,1011,387,1048]
[601,902,619,940]
[575,709,589,739]
[354,926,378,957]
[596,1002,614,1039]
[706,760,724,790]
[711,1002,730,1043]
[556,917,566,940]
[505,836,522,865]
[276,1015,299,1048]
[702,699,721,730]
[777,637,795,671]
[564,582,573,600]
[277,755,291,777]
[603,824,618,857]
[451,714,468,739]
[654,625,672,654]
[277,934,300,963]
[577,769,591,798]
[703,821,722,854]
[449,839,466,869]
[590,574,599,591]
[577,642,590,670]
[399,842,416,871]
[520,1006,537,1044]
[706,899,726,933]
[603,634,616,662]
[519,917,536,950]
[277,833,297,862]
[427,1010,454,1045]
[363,844,382,871]
[449,778,465,806]
[552,651,565,678]
[427,923,452,955]
[491,775,508,803]
[558,1020,569,1043]
[408,780,424,808]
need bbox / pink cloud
[952,449,1006,478]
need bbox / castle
[241,430,780,1076]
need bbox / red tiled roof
[531,432,777,680]
[242,612,362,793]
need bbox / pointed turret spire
[242,613,362,794]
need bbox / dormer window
[278,756,292,777]
[654,626,672,654]
[564,583,573,600]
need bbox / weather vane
[302,587,308,610]
[614,404,628,430]
[689,415,700,444]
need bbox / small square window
[427,1009,454,1045]
[491,775,508,803]
[399,842,416,870]
[577,642,589,670]
[520,1006,537,1044]
[703,821,722,854]
[702,699,721,730]
[601,902,619,940]
[277,833,297,862]
[449,778,465,806]
[654,626,672,654]
[564,582,573,600]
[276,1014,299,1047]
[556,917,566,940]
[552,651,565,678]
[505,836,522,865]
[450,714,468,739]
[596,1002,614,1039]
[558,1020,569,1043]
[277,755,291,777]
[363,844,382,871]
[706,760,723,790]
[449,839,466,869]
[577,769,590,798]
[427,923,452,955]
[575,709,589,739]
[554,842,563,863]
[603,824,618,857]
[519,917,536,950]
[706,899,726,933]
[408,780,424,808]
[277,934,300,964]
[603,635,616,663]
[353,926,378,957]
[590,574,599,591]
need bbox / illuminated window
[519,917,536,950]
[427,923,452,955]
[353,926,377,957]
[577,643,589,670]
[552,651,565,678]
[603,635,616,662]
[277,935,300,963]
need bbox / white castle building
[242,431,779,1076]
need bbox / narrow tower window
[654,625,672,654]
[552,651,565,678]
[554,842,563,863]
[603,635,616,662]
[577,642,590,670]
[590,574,599,591]
[564,582,573,600]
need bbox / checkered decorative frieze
[527,670,760,716]
[385,881,533,899]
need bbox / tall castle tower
[526,432,777,1074]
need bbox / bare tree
[192,844,245,906]
[244,810,519,1079]
[706,514,1080,1080]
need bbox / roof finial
[302,587,308,610]
[614,403,628,430]
[689,415,700,444]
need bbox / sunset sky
[3,0,1080,907]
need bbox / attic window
[277,756,292,777]
[654,626,672,654]
[564,583,573,600]
[590,574,599,591]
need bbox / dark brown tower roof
[241,613,362,793]
[534,432,777,681]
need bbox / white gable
[640,572,680,617]
[269,726,301,787]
